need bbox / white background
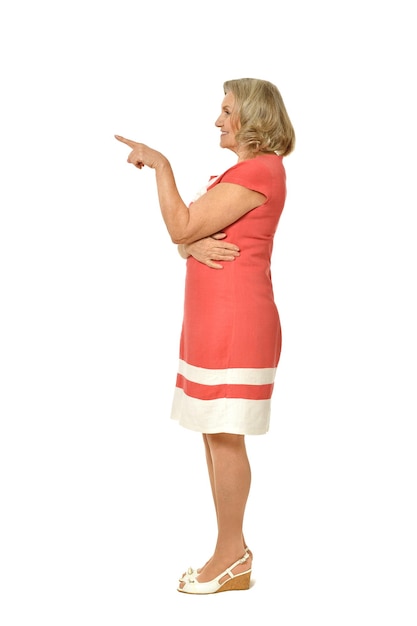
[1,1,416,624]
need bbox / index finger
[114,135,138,148]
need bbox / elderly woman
[116,77,295,594]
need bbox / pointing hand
[115,135,166,170]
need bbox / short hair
[223,78,295,156]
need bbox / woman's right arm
[178,233,240,269]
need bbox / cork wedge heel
[215,570,251,593]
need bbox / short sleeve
[212,155,284,200]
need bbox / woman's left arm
[115,136,265,245]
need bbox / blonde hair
[223,78,295,157]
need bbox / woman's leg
[197,433,252,583]
[202,433,218,516]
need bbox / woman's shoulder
[212,153,283,187]
[205,154,285,199]
[220,153,282,179]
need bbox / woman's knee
[205,432,245,452]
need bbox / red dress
[170,154,287,435]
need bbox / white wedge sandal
[178,551,251,594]
[178,546,252,583]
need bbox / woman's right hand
[179,232,240,269]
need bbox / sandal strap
[223,551,250,579]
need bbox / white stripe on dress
[177,359,277,386]
[170,387,271,435]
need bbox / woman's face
[215,91,239,154]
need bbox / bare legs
[195,433,252,583]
